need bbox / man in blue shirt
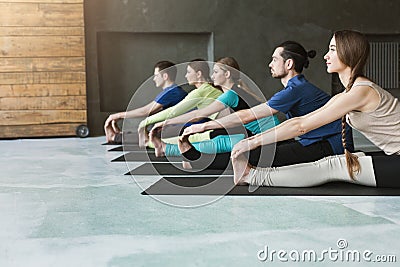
[180,41,353,169]
[104,60,187,143]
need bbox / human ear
[286,59,294,70]
[162,72,169,80]
[224,70,231,79]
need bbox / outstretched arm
[104,101,163,128]
[182,103,278,136]
[231,87,372,158]
[151,100,227,132]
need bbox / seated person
[104,60,187,144]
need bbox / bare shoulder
[349,79,380,111]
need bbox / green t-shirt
[139,83,222,128]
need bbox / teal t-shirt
[216,90,239,108]
[245,116,280,134]
[217,89,279,134]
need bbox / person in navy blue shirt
[180,41,353,170]
[104,60,187,143]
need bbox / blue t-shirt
[267,74,353,154]
[217,87,280,134]
[154,84,187,109]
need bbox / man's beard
[271,71,287,79]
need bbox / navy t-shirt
[267,75,353,154]
[154,84,187,109]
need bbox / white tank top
[346,81,400,155]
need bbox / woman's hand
[231,137,260,159]
[182,123,206,137]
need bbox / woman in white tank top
[228,30,400,188]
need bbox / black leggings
[367,152,400,188]
[182,139,334,170]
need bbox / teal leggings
[165,134,245,156]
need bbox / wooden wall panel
[0,123,84,139]
[0,1,82,3]
[0,110,86,126]
[0,57,85,72]
[0,96,87,110]
[0,72,86,85]
[0,3,84,27]
[0,36,85,57]
[0,84,86,97]
[0,0,87,138]
[0,27,84,36]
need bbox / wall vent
[365,42,399,89]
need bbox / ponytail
[341,76,361,180]
[217,57,264,102]
[277,41,316,73]
[237,79,264,103]
[335,30,370,180]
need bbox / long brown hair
[188,59,212,83]
[334,30,370,179]
[216,57,263,102]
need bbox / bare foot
[232,154,251,185]
[138,127,149,148]
[182,161,193,169]
[150,131,165,157]
[104,124,116,143]
[178,135,195,169]
[177,134,193,154]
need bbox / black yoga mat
[102,132,139,145]
[108,145,154,152]
[102,141,122,146]
[142,176,400,196]
[112,153,181,162]
[126,162,233,176]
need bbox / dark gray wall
[84,0,400,136]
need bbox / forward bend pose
[136,59,223,148]
[180,41,353,169]
[103,61,187,144]
[149,57,279,157]
[230,30,400,187]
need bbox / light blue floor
[0,137,399,266]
